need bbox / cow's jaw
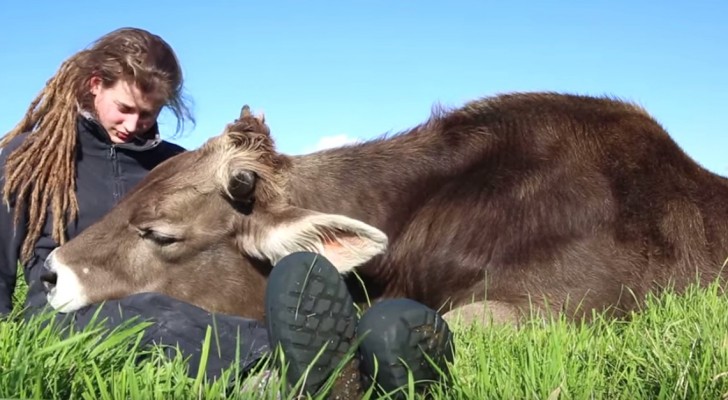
[45,251,90,313]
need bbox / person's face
[89,77,161,143]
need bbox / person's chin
[109,133,131,144]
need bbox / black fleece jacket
[0,114,185,312]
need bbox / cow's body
[45,92,728,323]
[283,93,728,319]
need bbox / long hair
[0,27,194,263]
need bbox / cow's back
[291,92,728,320]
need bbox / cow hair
[203,105,286,205]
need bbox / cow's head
[43,106,387,319]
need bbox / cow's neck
[283,125,485,237]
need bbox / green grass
[2,272,728,399]
[444,281,728,399]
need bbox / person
[0,27,454,398]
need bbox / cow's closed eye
[138,229,180,246]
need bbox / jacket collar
[78,111,162,152]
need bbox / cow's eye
[139,229,179,246]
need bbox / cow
[42,92,728,325]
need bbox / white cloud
[307,134,360,152]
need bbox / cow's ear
[227,169,257,202]
[242,208,388,272]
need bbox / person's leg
[86,293,271,379]
[23,291,271,381]
[22,250,454,396]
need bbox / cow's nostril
[41,271,58,292]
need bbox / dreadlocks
[0,27,193,263]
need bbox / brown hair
[0,27,194,263]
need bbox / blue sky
[1,1,726,174]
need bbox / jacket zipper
[109,145,121,202]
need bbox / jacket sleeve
[0,141,28,316]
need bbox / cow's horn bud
[240,105,251,119]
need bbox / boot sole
[264,252,358,395]
[357,298,454,395]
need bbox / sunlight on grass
[443,280,728,399]
[3,266,728,399]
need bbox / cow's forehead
[120,129,286,218]
[123,151,215,203]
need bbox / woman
[0,27,453,398]
[0,27,190,314]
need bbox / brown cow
[43,92,728,324]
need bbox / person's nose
[123,114,140,134]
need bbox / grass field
[2,274,727,399]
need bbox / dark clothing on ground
[0,115,269,378]
[55,292,269,378]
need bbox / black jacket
[0,114,269,380]
[0,114,185,312]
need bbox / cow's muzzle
[43,249,90,313]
